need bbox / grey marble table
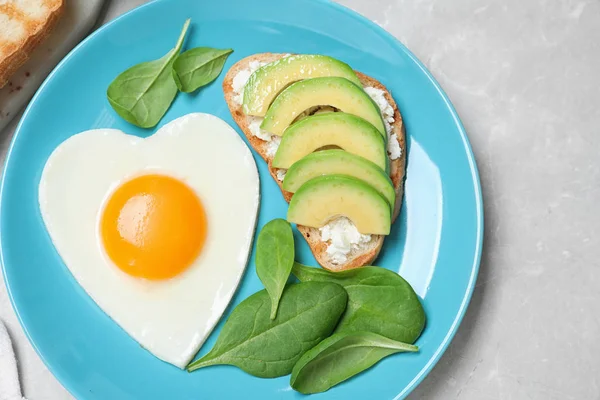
[1,0,599,399]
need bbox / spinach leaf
[187,282,347,378]
[172,47,233,93]
[292,263,426,343]
[255,219,295,319]
[107,19,190,128]
[290,331,418,394]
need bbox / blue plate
[0,0,483,398]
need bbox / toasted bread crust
[223,53,406,271]
[0,0,64,88]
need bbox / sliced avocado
[283,150,395,209]
[272,113,387,171]
[260,77,385,137]
[287,175,391,235]
[243,55,361,117]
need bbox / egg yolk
[101,174,207,280]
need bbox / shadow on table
[0,319,27,395]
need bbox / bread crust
[223,53,406,271]
[0,0,64,88]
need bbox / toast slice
[0,0,64,88]
[223,53,406,271]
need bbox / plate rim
[328,2,484,397]
[0,0,484,398]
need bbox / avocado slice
[287,175,391,235]
[283,150,395,209]
[243,55,361,117]
[272,113,387,171]
[260,77,385,137]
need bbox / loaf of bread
[0,0,64,88]
[223,53,406,271]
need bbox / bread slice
[0,0,64,88]
[223,53,406,271]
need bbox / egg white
[39,113,260,368]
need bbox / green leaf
[292,263,426,343]
[290,331,418,394]
[107,19,190,128]
[187,282,348,378]
[172,47,233,93]
[255,219,295,319]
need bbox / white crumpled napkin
[0,320,26,400]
